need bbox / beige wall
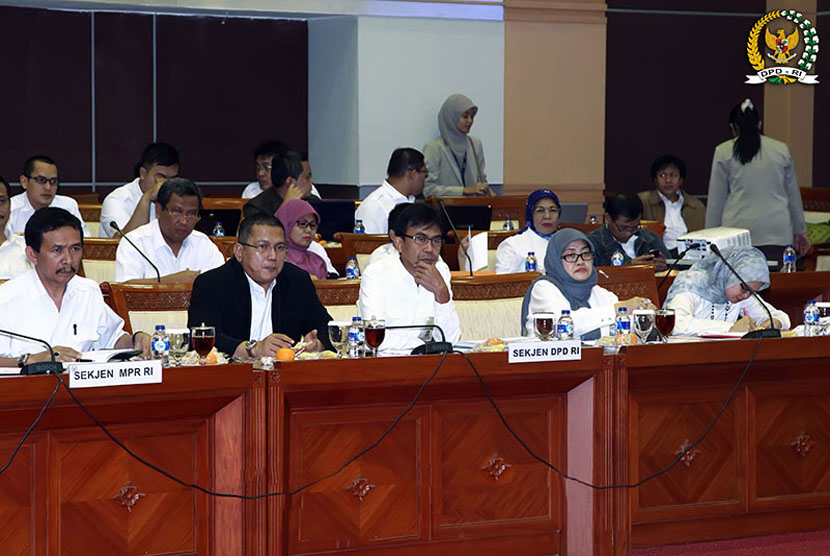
[503,0,607,217]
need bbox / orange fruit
[205,351,218,365]
[276,348,295,361]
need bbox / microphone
[657,246,693,293]
[0,328,63,375]
[709,245,781,339]
[110,221,161,283]
[383,324,453,355]
[436,199,474,278]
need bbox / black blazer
[188,258,333,355]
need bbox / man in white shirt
[355,148,426,234]
[0,177,33,279]
[358,203,461,354]
[114,178,225,283]
[0,207,151,367]
[99,142,180,238]
[9,155,90,237]
[241,140,321,199]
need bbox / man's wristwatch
[245,340,258,358]
[17,353,29,368]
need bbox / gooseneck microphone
[110,221,161,283]
[657,246,693,293]
[383,324,452,355]
[709,245,781,339]
[0,328,63,375]
[436,199,474,278]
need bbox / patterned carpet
[630,530,830,555]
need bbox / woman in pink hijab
[275,199,328,280]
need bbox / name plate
[507,340,581,363]
[68,360,162,389]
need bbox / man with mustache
[0,208,151,367]
[357,203,461,353]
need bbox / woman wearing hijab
[275,199,335,280]
[520,228,653,339]
[423,93,491,197]
[664,246,790,336]
[495,189,561,274]
[706,98,809,267]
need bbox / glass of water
[167,328,191,366]
[633,310,656,344]
[327,321,350,358]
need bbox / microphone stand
[0,328,64,375]
[709,245,781,339]
[383,324,452,355]
[437,199,474,277]
[110,221,162,283]
[657,246,692,293]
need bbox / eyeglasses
[255,163,272,172]
[533,207,561,216]
[164,208,201,221]
[239,241,287,255]
[740,283,759,295]
[611,220,641,234]
[402,233,445,248]
[295,219,319,231]
[26,175,59,187]
[562,251,595,263]
[413,167,429,178]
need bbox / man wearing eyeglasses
[113,178,224,283]
[187,214,333,358]
[358,203,461,354]
[8,155,90,237]
[355,148,426,234]
[587,193,668,271]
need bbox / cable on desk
[53,350,450,499]
[455,336,764,490]
[0,375,60,475]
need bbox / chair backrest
[559,220,665,238]
[314,279,360,322]
[596,264,659,305]
[339,233,391,272]
[81,238,120,284]
[105,281,193,334]
[211,236,237,260]
[801,187,830,212]
[451,272,538,340]
[79,203,102,236]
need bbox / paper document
[463,232,489,272]
[80,349,140,363]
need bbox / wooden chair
[451,272,537,339]
[337,233,391,271]
[800,187,830,212]
[596,263,660,306]
[202,197,248,212]
[427,195,528,229]
[80,238,120,283]
[105,281,193,334]
[69,193,101,204]
[79,203,103,237]
[313,279,360,322]
[210,236,237,260]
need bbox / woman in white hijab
[423,94,491,197]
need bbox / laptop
[559,202,589,224]
[196,208,242,236]
[308,199,357,241]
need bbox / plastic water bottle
[353,219,365,234]
[616,307,631,346]
[525,251,537,272]
[590,215,598,224]
[502,216,515,231]
[345,257,360,279]
[348,316,364,358]
[804,300,820,336]
[611,250,625,266]
[782,244,797,273]
[211,222,225,237]
[151,324,169,365]
[557,310,574,340]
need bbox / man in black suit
[188,213,333,358]
[242,150,313,219]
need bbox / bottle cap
[619,307,627,312]
[561,309,570,315]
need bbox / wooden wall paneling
[94,12,154,183]
[0,6,92,183]
[155,15,308,183]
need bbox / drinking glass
[364,319,386,357]
[327,320,350,358]
[167,328,191,366]
[533,313,555,341]
[633,310,655,344]
[190,325,216,365]
[655,309,676,342]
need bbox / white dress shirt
[619,234,637,259]
[358,255,461,354]
[368,243,398,266]
[9,193,91,237]
[99,178,157,238]
[245,273,275,341]
[666,292,790,336]
[113,219,225,282]
[0,269,126,357]
[0,234,33,280]
[308,240,338,276]
[495,231,550,274]
[241,181,321,200]
[659,191,687,251]
[354,180,415,234]
[525,281,618,338]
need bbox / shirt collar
[657,190,683,206]
[244,270,275,297]
[382,180,415,202]
[28,267,81,305]
[149,219,193,255]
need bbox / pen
[73,324,77,335]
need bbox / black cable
[53,350,449,499]
[455,336,763,490]
[0,375,60,475]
